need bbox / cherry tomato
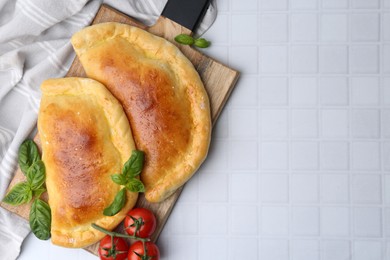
[124,208,157,238]
[127,241,160,260]
[98,235,129,260]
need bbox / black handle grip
[162,0,212,32]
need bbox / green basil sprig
[2,139,52,241]
[103,150,145,216]
[27,160,45,190]
[18,139,40,175]
[174,34,211,48]
[193,38,211,48]
[3,159,46,206]
[103,188,127,216]
[174,34,194,45]
[30,198,51,240]
[111,150,145,192]
[2,182,32,206]
[3,159,46,205]
[3,140,46,206]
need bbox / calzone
[71,22,212,203]
[38,77,138,248]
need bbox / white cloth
[0,0,216,259]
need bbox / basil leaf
[18,140,40,175]
[122,150,144,179]
[29,199,51,240]
[125,178,145,193]
[33,187,46,199]
[27,160,45,190]
[2,182,32,206]
[111,174,127,185]
[103,188,127,216]
[174,34,195,45]
[194,38,211,48]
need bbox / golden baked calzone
[38,77,138,248]
[71,22,211,203]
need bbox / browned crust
[38,78,138,247]
[71,23,211,203]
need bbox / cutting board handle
[161,0,212,33]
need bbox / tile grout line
[346,0,355,256]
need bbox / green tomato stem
[142,239,148,260]
[92,223,150,242]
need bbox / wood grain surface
[0,4,239,256]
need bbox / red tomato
[127,241,160,260]
[124,208,157,238]
[98,235,129,260]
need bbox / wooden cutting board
[1,4,239,256]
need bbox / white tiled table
[19,0,390,259]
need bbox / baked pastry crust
[38,77,138,248]
[71,22,211,203]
